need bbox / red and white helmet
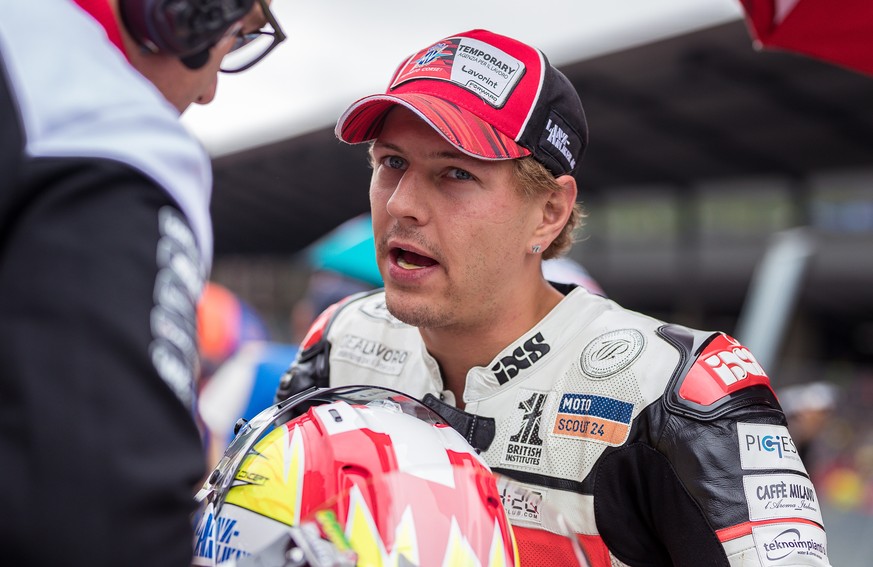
[192,386,519,566]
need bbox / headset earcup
[119,0,255,58]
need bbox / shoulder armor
[274,289,380,403]
[658,324,779,420]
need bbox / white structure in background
[181,0,743,157]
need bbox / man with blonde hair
[278,29,829,566]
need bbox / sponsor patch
[539,111,579,173]
[551,393,633,446]
[751,523,829,566]
[359,298,406,327]
[743,474,823,525]
[391,36,524,108]
[333,334,409,375]
[491,332,551,384]
[498,480,543,525]
[580,329,645,379]
[738,423,807,473]
[501,390,548,468]
[679,334,773,406]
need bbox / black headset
[119,0,256,69]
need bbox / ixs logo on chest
[491,332,550,384]
[738,423,807,473]
[501,391,548,468]
[752,523,829,566]
[743,474,823,525]
[552,393,634,446]
[334,334,409,375]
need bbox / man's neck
[419,279,565,407]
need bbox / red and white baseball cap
[335,29,588,176]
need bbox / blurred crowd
[781,376,873,516]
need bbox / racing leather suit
[1,2,209,565]
[276,285,831,567]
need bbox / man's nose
[385,169,428,224]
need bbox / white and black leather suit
[276,285,831,567]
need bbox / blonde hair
[512,157,583,259]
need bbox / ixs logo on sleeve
[738,423,807,473]
[703,337,767,385]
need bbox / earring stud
[531,244,542,254]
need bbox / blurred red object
[739,0,873,76]
[197,282,268,379]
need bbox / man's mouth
[392,248,438,270]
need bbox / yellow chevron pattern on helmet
[342,483,515,567]
[224,424,305,527]
[390,506,420,566]
[487,518,516,567]
[441,517,483,567]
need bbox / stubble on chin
[384,290,450,330]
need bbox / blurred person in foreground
[276,29,830,566]
[0,1,285,565]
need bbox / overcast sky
[180,0,745,157]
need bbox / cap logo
[417,42,449,66]
[539,110,581,174]
[391,37,525,109]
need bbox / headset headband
[120,0,255,68]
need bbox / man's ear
[531,174,577,247]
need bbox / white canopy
[180,0,743,157]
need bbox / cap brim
[335,93,530,161]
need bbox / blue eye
[449,168,473,181]
[384,156,406,170]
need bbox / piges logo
[738,423,806,473]
[491,332,550,384]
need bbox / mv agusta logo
[580,329,644,379]
[491,332,550,384]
